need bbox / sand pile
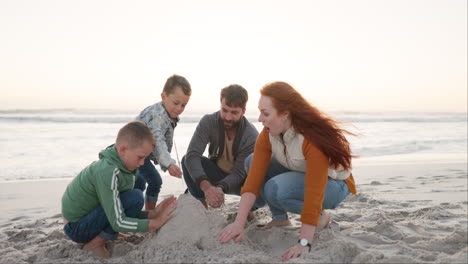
[123,194,273,263]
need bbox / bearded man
[182,84,259,209]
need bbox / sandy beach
[1,0,466,262]
[0,155,466,263]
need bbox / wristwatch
[298,238,311,252]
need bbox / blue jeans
[63,189,144,243]
[181,155,241,200]
[134,158,162,203]
[244,153,350,221]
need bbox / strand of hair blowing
[261,82,356,170]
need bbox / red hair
[260,81,356,170]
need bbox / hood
[98,144,132,173]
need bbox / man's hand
[167,164,182,178]
[200,180,224,208]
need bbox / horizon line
[0,107,466,115]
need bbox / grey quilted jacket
[135,102,178,170]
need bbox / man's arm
[184,114,213,186]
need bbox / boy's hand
[168,164,182,178]
[147,196,177,231]
[148,195,177,219]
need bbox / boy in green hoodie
[61,121,177,259]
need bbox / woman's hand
[218,221,245,244]
[281,243,310,262]
[218,192,257,244]
[279,222,315,261]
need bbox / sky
[0,0,466,114]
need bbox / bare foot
[83,236,110,259]
[256,219,291,231]
[118,232,131,239]
[318,210,331,230]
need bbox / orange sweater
[241,128,357,226]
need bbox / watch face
[300,239,308,246]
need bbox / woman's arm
[281,223,316,261]
[219,192,257,243]
[282,139,330,261]
[219,128,272,243]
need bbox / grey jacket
[184,111,259,193]
[135,102,178,170]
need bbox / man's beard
[223,119,239,130]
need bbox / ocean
[0,109,466,181]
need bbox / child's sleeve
[148,114,176,170]
[96,168,149,232]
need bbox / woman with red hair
[219,81,357,261]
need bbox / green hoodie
[61,145,149,232]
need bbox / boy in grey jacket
[182,84,258,210]
[135,74,191,210]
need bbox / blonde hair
[116,121,155,149]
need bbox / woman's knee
[263,179,282,204]
[322,179,349,209]
[244,153,254,172]
[263,172,303,201]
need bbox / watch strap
[298,239,311,252]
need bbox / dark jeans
[181,155,238,200]
[134,157,162,203]
[63,189,144,243]
[181,155,263,210]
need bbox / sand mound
[123,194,275,263]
